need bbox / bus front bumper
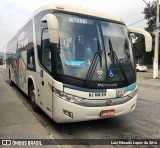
[52,94,137,123]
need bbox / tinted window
[41,29,52,72]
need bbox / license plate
[100,109,115,117]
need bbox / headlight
[53,89,84,104]
[127,89,138,98]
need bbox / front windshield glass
[55,13,107,81]
[100,21,135,81]
[55,13,135,83]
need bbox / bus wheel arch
[28,78,40,112]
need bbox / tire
[30,84,40,113]
[9,71,14,86]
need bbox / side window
[41,29,52,72]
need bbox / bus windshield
[55,13,135,85]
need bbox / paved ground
[137,69,160,87]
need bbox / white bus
[6,4,152,123]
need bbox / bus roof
[33,4,124,23]
[7,4,124,46]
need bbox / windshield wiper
[84,39,103,87]
[108,39,129,85]
[98,39,103,68]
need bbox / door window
[41,29,52,72]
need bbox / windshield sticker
[108,69,115,78]
[65,61,85,67]
[97,70,103,78]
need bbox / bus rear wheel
[30,84,40,113]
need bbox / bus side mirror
[128,28,152,52]
[41,14,59,44]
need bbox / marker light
[127,89,138,98]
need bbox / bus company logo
[97,83,117,87]
[97,70,103,78]
[106,99,112,106]
[117,89,126,95]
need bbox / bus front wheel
[30,84,40,113]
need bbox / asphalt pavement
[137,69,160,87]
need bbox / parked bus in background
[6,4,152,123]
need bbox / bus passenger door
[39,29,53,118]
